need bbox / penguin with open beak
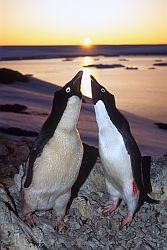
[91,75,159,225]
[21,71,84,226]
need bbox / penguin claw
[122,213,133,226]
[24,214,36,226]
[103,202,118,214]
[52,218,67,229]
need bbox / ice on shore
[0,75,167,156]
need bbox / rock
[150,156,167,200]
[0,135,32,182]
[148,67,156,70]
[15,145,30,163]
[154,59,162,62]
[0,127,39,137]
[83,63,125,69]
[0,143,8,156]
[0,104,48,116]
[0,68,29,84]
[62,58,73,62]
[134,243,153,250]
[0,104,28,113]
[154,122,167,130]
[119,58,128,62]
[13,163,25,192]
[153,62,167,67]
[0,184,39,249]
[79,159,106,194]
[125,66,138,70]
[0,135,167,249]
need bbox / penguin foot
[52,217,67,229]
[24,214,36,226]
[122,212,133,226]
[103,201,119,214]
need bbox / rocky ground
[0,135,167,250]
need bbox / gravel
[0,136,167,249]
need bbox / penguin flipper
[24,130,53,188]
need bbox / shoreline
[1,54,167,62]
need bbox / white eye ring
[101,88,105,93]
[66,87,71,93]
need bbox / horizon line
[1,43,167,47]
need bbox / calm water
[1,56,167,122]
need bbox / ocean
[0,45,167,155]
[0,45,167,123]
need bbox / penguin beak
[72,71,83,96]
[71,70,83,82]
[90,75,101,104]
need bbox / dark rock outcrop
[83,64,125,69]
[153,62,167,67]
[154,122,167,130]
[0,135,31,180]
[0,104,28,114]
[125,67,138,70]
[0,68,29,84]
[0,127,39,137]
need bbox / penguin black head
[91,75,116,108]
[54,70,83,103]
[42,71,83,131]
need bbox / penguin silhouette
[91,75,159,225]
[21,71,84,226]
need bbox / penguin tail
[144,194,160,204]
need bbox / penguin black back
[24,71,83,188]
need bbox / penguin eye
[101,88,105,93]
[66,87,71,93]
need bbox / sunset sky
[0,0,167,45]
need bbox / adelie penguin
[21,71,84,226]
[91,75,159,225]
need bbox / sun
[83,37,91,46]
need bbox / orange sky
[0,0,167,45]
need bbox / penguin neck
[56,96,81,132]
[94,100,113,130]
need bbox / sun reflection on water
[82,56,93,66]
[81,68,92,98]
[81,56,97,98]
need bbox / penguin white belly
[95,100,133,192]
[99,127,133,192]
[25,129,83,210]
